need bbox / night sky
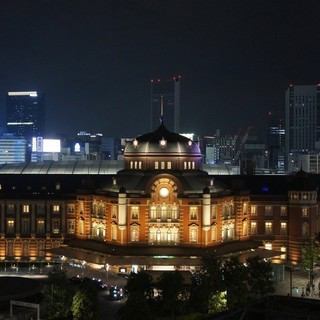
[0,0,319,137]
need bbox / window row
[250,205,287,216]
[250,221,289,236]
[150,205,179,220]
[3,203,67,214]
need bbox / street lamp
[105,263,110,282]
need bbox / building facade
[6,91,45,139]
[0,123,317,267]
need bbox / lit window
[250,221,257,234]
[134,161,138,169]
[265,242,272,250]
[7,219,15,234]
[67,219,75,234]
[23,204,30,213]
[36,219,45,234]
[138,161,142,169]
[188,161,191,169]
[302,207,309,217]
[280,206,287,216]
[111,225,117,241]
[189,207,198,220]
[265,206,273,216]
[53,205,60,213]
[150,206,157,220]
[167,161,172,169]
[280,246,286,260]
[250,205,257,215]
[211,225,217,241]
[242,220,248,236]
[189,226,198,243]
[52,220,60,234]
[212,205,217,219]
[130,161,133,169]
[131,206,139,220]
[192,162,195,169]
[67,204,75,214]
[161,161,165,169]
[155,161,159,169]
[111,206,117,219]
[243,202,248,214]
[131,227,139,242]
[171,205,178,220]
[280,222,287,235]
[184,162,187,170]
[265,221,273,235]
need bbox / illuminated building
[285,84,320,170]
[0,122,316,268]
[0,134,26,164]
[6,91,45,139]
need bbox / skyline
[0,0,319,137]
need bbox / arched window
[189,226,198,243]
[172,205,178,220]
[150,206,156,220]
[131,226,139,242]
[242,220,248,236]
[161,205,167,220]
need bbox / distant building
[266,112,285,173]
[6,91,45,139]
[285,84,320,169]
[150,76,181,132]
[0,134,26,164]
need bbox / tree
[44,272,73,320]
[118,293,152,320]
[222,257,248,309]
[126,271,152,298]
[71,289,97,320]
[302,239,320,285]
[246,256,274,299]
[157,271,184,319]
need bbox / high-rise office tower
[150,76,181,132]
[6,91,45,139]
[285,84,320,154]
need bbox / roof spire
[160,95,164,124]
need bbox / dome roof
[125,123,201,156]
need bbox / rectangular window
[302,207,309,217]
[23,204,30,213]
[167,161,172,169]
[161,161,165,169]
[189,227,198,243]
[37,204,45,214]
[36,219,45,234]
[155,161,159,169]
[111,206,117,219]
[189,207,198,220]
[280,206,287,216]
[52,219,60,234]
[211,225,217,241]
[250,221,257,235]
[265,221,273,235]
[130,227,139,242]
[53,205,60,213]
[212,205,217,219]
[112,225,117,241]
[265,242,272,250]
[7,204,15,214]
[67,204,75,214]
[150,206,156,220]
[265,206,273,216]
[280,222,287,235]
[7,219,15,234]
[131,206,139,220]
[243,202,248,214]
[67,219,75,234]
[21,218,30,234]
[250,205,257,216]
[280,247,286,260]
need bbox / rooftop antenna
[160,95,164,124]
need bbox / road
[98,289,125,320]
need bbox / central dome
[125,123,201,155]
[124,123,202,171]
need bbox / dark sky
[0,0,319,137]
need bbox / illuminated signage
[32,137,61,153]
[8,91,38,97]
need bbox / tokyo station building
[0,122,318,269]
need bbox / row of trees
[118,255,274,319]
[44,272,97,320]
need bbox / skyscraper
[150,76,181,132]
[6,91,45,139]
[285,84,320,168]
